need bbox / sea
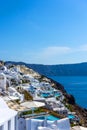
[49,76,87,109]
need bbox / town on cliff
[0,60,87,130]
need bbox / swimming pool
[35,114,75,121]
[41,92,61,98]
[54,92,61,97]
[68,114,75,119]
[35,115,60,121]
[41,93,51,98]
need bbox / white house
[0,73,7,91]
[18,117,70,130]
[0,66,7,73]
[0,97,18,130]
[8,87,24,102]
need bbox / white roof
[46,97,56,102]
[53,107,67,111]
[0,97,9,109]
[8,87,17,92]
[0,72,6,77]
[9,96,19,100]
[0,97,17,125]
[0,108,17,125]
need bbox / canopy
[80,127,87,130]
[72,126,87,130]
[21,101,45,109]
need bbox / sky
[0,0,87,65]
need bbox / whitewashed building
[0,97,18,130]
[8,87,24,102]
[18,117,70,130]
[0,73,7,91]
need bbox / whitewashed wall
[0,116,17,130]
[18,118,26,130]
[0,73,6,91]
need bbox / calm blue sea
[49,76,87,108]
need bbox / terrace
[18,111,71,130]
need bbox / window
[8,120,11,130]
[15,116,17,130]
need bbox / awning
[21,101,45,109]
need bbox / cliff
[47,76,87,127]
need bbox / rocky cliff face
[44,75,87,127]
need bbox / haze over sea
[50,76,87,109]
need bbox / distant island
[5,61,87,76]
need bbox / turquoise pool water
[35,114,75,121]
[68,114,75,119]
[41,92,60,98]
[54,92,60,97]
[41,93,50,98]
[35,115,60,121]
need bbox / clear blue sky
[0,0,87,64]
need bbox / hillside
[5,61,87,76]
[4,61,87,127]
